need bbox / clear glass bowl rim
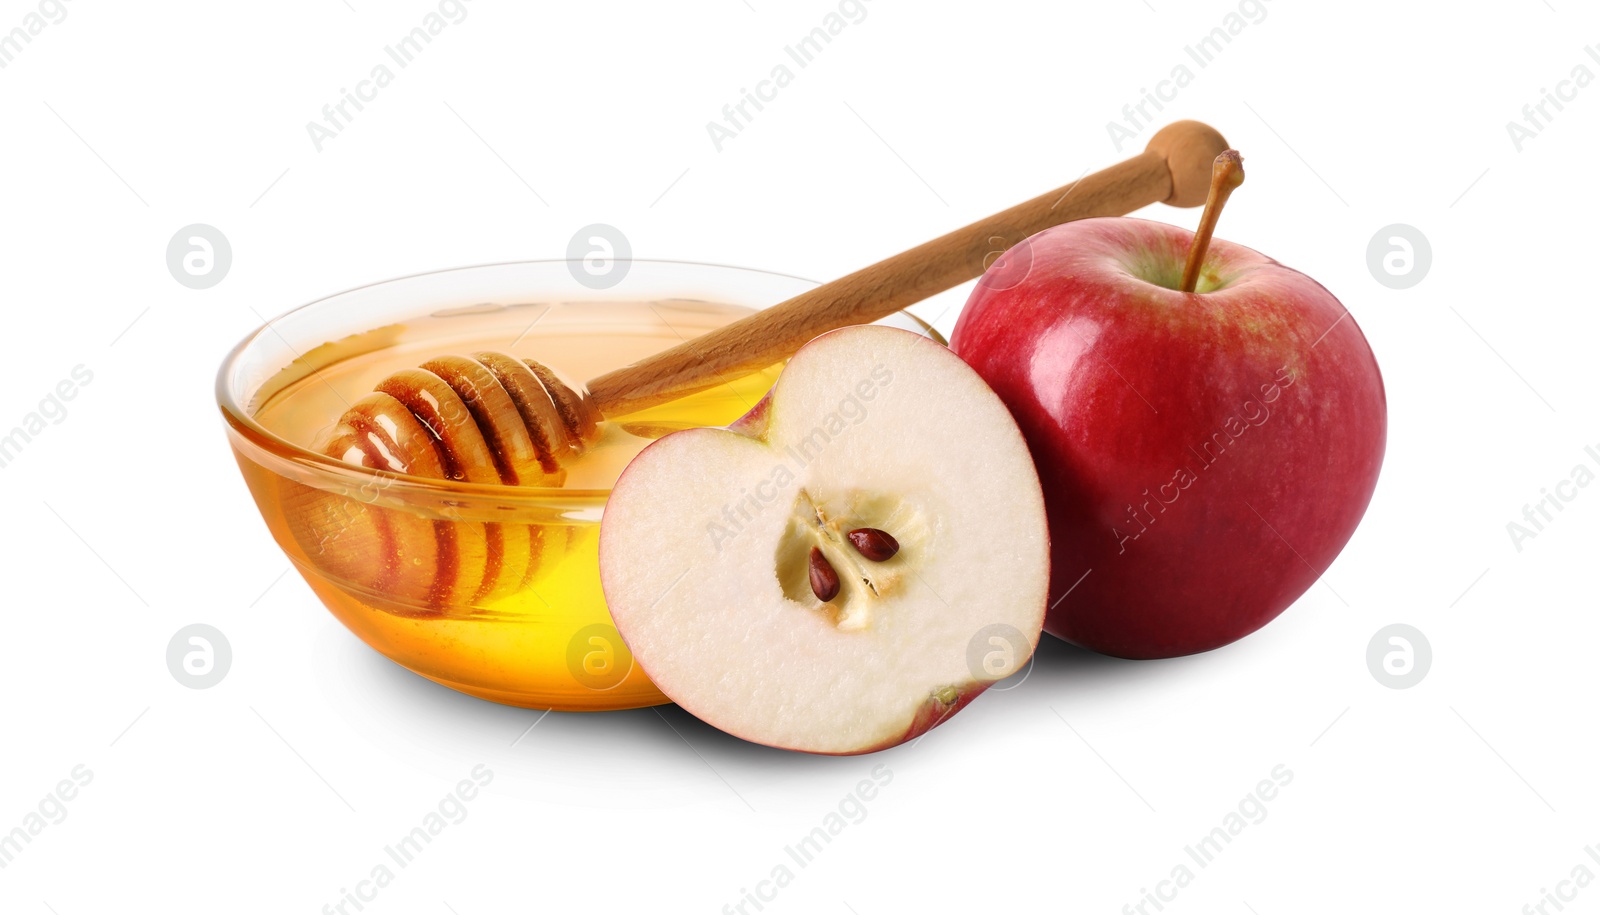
[216,257,942,511]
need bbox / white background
[1,1,1595,913]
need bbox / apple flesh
[598,325,1050,754]
[951,217,1385,659]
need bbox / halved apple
[598,325,1050,754]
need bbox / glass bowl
[217,259,943,711]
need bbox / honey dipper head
[321,352,599,486]
[1145,120,1231,209]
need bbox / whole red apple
[950,214,1385,659]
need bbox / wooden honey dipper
[324,121,1228,486]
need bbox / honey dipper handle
[585,120,1229,418]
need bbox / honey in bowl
[234,298,780,711]
[219,259,943,712]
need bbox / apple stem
[1179,150,1245,294]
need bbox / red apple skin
[951,217,1385,659]
[860,682,990,754]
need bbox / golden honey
[232,299,781,710]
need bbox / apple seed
[808,546,841,602]
[847,528,900,562]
